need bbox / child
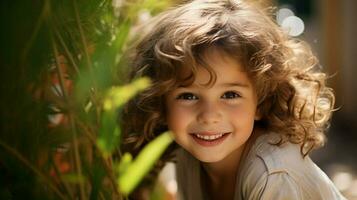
[122,0,346,199]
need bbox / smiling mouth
[190,132,231,146]
[193,133,228,141]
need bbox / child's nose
[196,101,222,124]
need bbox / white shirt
[175,133,346,200]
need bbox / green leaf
[103,77,151,110]
[97,110,121,156]
[118,131,173,195]
[142,0,172,14]
[61,173,86,184]
[89,159,107,200]
[113,19,132,55]
[117,152,133,176]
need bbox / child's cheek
[166,103,193,132]
[224,103,255,120]
[223,103,242,113]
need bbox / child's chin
[194,154,224,163]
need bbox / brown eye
[176,92,198,100]
[221,91,241,99]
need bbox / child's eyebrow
[177,82,250,88]
[220,82,250,88]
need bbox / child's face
[165,50,260,163]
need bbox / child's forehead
[179,47,244,73]
[175,47,248,85]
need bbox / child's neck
[200,130,262,200]
[201,145,244,183]
[201,145,245,200]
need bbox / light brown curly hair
[121,0,335,160]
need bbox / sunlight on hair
[318,97,332,110]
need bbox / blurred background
[0,0,356,199]
[269,0,357,199]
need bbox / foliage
[0,0,174,199]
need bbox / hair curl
[121,0,335,159]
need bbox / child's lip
[190,132,231,146]
[189,131,231,135]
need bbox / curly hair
[121,0,335,158]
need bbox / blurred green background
[0,0,174,199]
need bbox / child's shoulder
[243,132,325,180]
[251,133,307,174]
[237,132,346,200]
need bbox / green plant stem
[52,37,69,99]
[73,0,101,126]
[52,37,87,200]
[73,0,93,74]
[99,192,106,200]
[51,155,75,200]
[69,114,87,200]
[75,119,97,145]
[0,140,67,200]
[53,26,82,77]
[76,120,121,198]
[20,0,50,68]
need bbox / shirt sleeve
[247,171,302,200]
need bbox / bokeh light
[281,15,305,37]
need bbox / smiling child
[122,0,346,199]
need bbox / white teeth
[195,133,224,141]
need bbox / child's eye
[176,92,198,100]
[221,91,241,99]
